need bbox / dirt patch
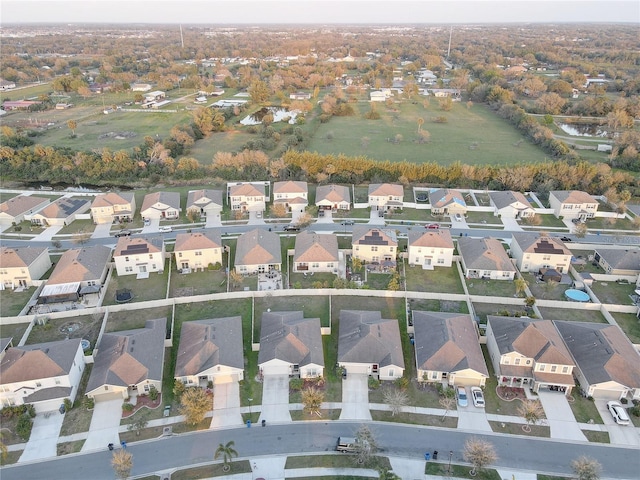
[98,131,137,140]
[122,394,162,418]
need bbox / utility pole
[447,26,453,58]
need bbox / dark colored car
[341,220,355,225]
[560,236,572,242]
[284,224,300,232]
[114,229,131,237]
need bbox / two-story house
[228,183,266,213]
[407,229,454,269]
[0,338,85,412]
[113,237,165,277]
[429,188,467,216]
[315,184,351,211]
[351,226,397,268]
[510,233,572,274]
[549,190,598,221]
[90,192,136,224]
[174,231,223,272]
[186,189,223,221]
[140,192,181,220]
[234,229,281,274]
[293,231,338,273]
[489,191,535,219]
[0,246,51,290]
[368,183,403,212]
[486,316,575,396]
[457,237,516,280]
[273,181,308,214]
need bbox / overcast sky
[2,0,638,24]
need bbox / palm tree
[214,440,238,472]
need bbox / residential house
[258,311,324,378]
[549,190,598,221]
[0,195,49,226]
[289,92,311,100]
[0,246,51,290]
[235,229,281,274]
[370,91,387,102]
[113,237,165,277]
[2,100,41,111]
[486,316,575,396]
[293,231,338,273]
[131,83,152,92]
[413,311,488,387]
[90,192,136,224]
[511,233,572,274]
[315,184,350,211]
[407,229,454,269]
[273,181,308,214]
[457,237,516,280]
[593,248,640,276]
[140,192,181,220]
[489,191,535,219]
[175,317,244,387]
[229,183,266,213]
[337,310,404,380]
[30,197,90,227]
[429,189,467,215]
[86,318,167,401]
[0,79,17,90]
[174,231,223,272]
[38,245,111,305]
[0,339,85,412]
[554,321,640,400]
[351,226,397,268]
[186,189,223,221]
[368,183,403,211]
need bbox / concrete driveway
[210,381,243,429]
[81,398,123,452]
[595,399,640,447]
[32,225,64,241]
[141,218,160,234]
[91,222,112,239]
[19,410,65,462]
[501,217,523,231]
[339,374,371,420]
[259,374,291,423]
[368,209,385,225]
[456,404,492,432]
[537,390,587,441]
[205,213,222,228]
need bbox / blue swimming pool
[565,289,590,302]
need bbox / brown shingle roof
[368,183,403,197]
[512,233,572,256]
[91,192,134,209]
[140,191,181,213]
[352,226,397,246]
[37,197,90,219]
[186,189,223,209]
[273,181,307,194]
[235,229,281,267]
[114,237,163,257]
[458,237,515,272]
[408,229,454,249]
[0,195,49,217]
[294,232,338,263]
[258,311,324,368]
[48,245,111,284]
[174,231,222,252]
[230,183,265,197]
[0,338,81,384]
[428,189,466,209]
[0,246,48,269]
[551,190,597,205]
[316,185,350,204]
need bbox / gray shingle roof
[489,191,533,210]
[294,231,338,263]
[0,246,48,269]
[186,189,223,210]
[235,229,281,267]
[0,338,82,384]
[594,248,640,272]
[315,184,350,205]
[47,245,111,284]
[457,237,515,272]
[338,310,404,368]
[258,311,324,368]
[175,317,243,377]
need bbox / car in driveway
[454,213,463,221]
[159,226,172,233]
[607,401,630,425]
[470,387,485,408]
[456,386,468,407]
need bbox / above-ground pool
[565,289,590,302]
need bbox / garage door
[94,391,126,402]
[453,377,483,387]
[342,364,369,375]
[591,388,623,400]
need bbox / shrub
[16,415,33,440]
[122,403,134,412]
[25,404,36,418]
[83,397,95,410]
[173,379,186,399]
[395,377,410,390]
[148,386,159,402]
[629,406,640,417]
[63,398,73,412]
[289,378,304,391]
[368,377,381,389]
[620,397,628,404]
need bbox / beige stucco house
[0,195,49,226]
[407,229,454,269]
[293,231,338,273]
[90,192,136,224]
[316,184,350,211]
[413,311,488,387]
[235,228,281,274]
[30,197,90,227]
[229,183,266,213]
[352,226,397,267]
[489,191,535,219]
[186,189,223,221]
[174,231,223,272]
[113,237,165,277]
[458,237,516,280]
[0,246,51,290]
[549,190,598,220]
[593,248,640,276]
[368,183,403,211]
[510,233,572,274]
[429,189,467,215]
[273,181,308,213]
[140,192,181,220]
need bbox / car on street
[456,386,468,407]
[426,223,440,229]
[114,229,131,237]
[341,220,355,225]
[159,226,172,233]
[607,401,630,425]
[283,224,300,232]
[560,236,572,242]
[470,387,485,408]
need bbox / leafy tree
[439,396,456,422]
[301,386,324,417]
[230,270,244,289]
[463,437,497,476]
[214,440,238,472]
[383,387,408,416]
[296,212,313,227]
[353,424,377,465]
[270,203,288,218]
[514,277,528,297]
[517,400,545,432]
[573,222,588,238]
[127,410,149,436]
[111,449,133,480]
[248,79,270,104]
[67,119,77,137]
[16,415,33,440]
[571,456,602,480]
[179,387,211,426]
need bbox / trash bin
[261,419,266,427]
[424,452,431,461]
[247,420,251,428]
[433,450,438,460]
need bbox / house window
[539,364,546,372]
[125,256,130,262]
[526,360,531,365]
[371,246,378,252]
[437,258,444,264]
[327,263,333,268]
[125,266,133,273]
[178,252,182,257]
[550,365,557,373]
[312,263,319,268]
[562,366,569,373]
[149,254,153,259]
[388,369,394,377]
[144,385,150,393]
[431,371,439,380]
[195,251,202,256]
[515,358,521,365]
[55,378,61,385]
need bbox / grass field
[307,101,549,166]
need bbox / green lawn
[106,306,172,333]
[407,298,469,314]
[255,295,330,332]
[489,420,550,437]
[426,462,501,480]
[526,276,570,302]
[169,264,229,297]
[610,312,640,344]
[308,101,549,166]
[404,261,465,294]
[568,395,603,424]
[536,307,606,323]
[103,260,170,305]
[0,321,30,345]
[25,313,102,349]
[589,281,635,305]
[0,287,36,317]
[473,303,530,323]
[465,211,502,225]
[466,278,518,297]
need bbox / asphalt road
[1,422,638,480]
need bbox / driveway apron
[595,399,640,447]
[91,222,113,239]
[339,374,371,420]
[19,411,65,462]
[210,381,243,428]
[81,398,123,452]
[537,390,587,441]
[259,374,291,423]
[456,406,492,432]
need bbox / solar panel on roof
[123,243,149,255]
[533,240,565,255]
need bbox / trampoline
[565,289,590,302]
[115,288,133,303]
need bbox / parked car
[470,387,485,408]
[426,223,440,229]
[159,226,172,233]
[456,386,468,407]
[256,211,262,218]
[336,436,358,453]
[607,401,630,425]
[143,218,151,226]
[341,220,355,225]
[454,213,463,222]
[114,229,131,238]
[560,236,572,242]
[283,224,300,232]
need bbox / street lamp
[448,450,453,474]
